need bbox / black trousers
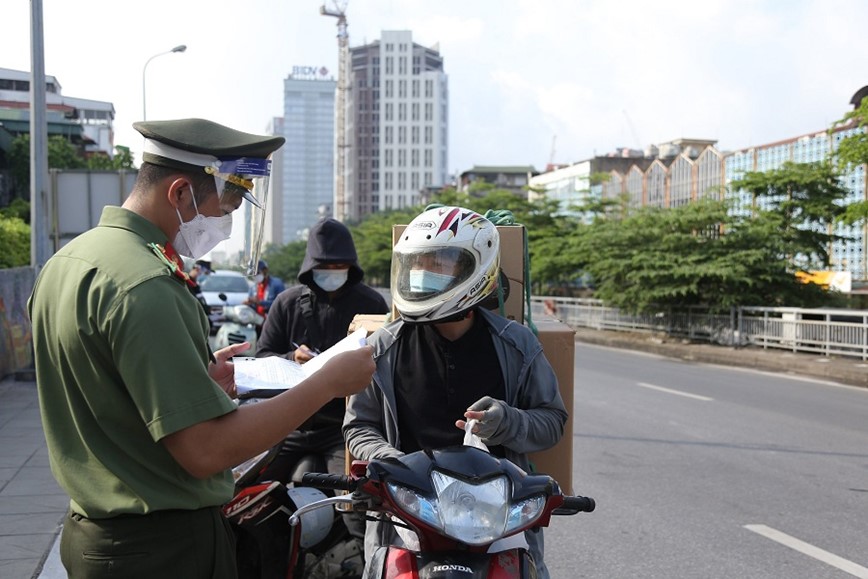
[60,506,237,579]
[255,424,346,485]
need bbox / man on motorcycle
[256,217,388,482]
[343,206,568,579]
[255,217,389,564]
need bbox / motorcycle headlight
[387,482,440,529]
[234,305,256,324]
[388,471,544,546]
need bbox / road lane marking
[636,382,714,401]
[745,524,868,578]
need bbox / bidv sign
[291,65,329,79]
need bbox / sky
[5,0,868,175]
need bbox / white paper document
[233,328,368,396]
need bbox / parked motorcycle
[213,293,264,357]
[224,396,364,579]
[291,445,595,578]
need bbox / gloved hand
[464,396,508,440]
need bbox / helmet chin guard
[392,206,501,323]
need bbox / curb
[572,328,868,388]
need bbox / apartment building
[345,30,448,221]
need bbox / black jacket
[256,218,389,420]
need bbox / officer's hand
[317,345,375,398]
[456,396,507,440]
[209,342,250,398]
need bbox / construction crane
[622,109,643,150]
[321,0,350,221]
[547,135,557,170]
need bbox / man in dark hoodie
[255,217,389,483]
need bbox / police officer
[28,118,375,579]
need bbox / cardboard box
[345,312,575,495]
[392,224,526,323]
[347,314,390,336]
[527,314,575,495]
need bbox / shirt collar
[97,206,169,245]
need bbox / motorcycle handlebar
[552,496,595,515]
[301,472,357,491]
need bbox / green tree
[529,217,585,294]
[349,207,420,287]
[731,160,850,270]
[86,145,137,170]
[578,199,839,313]
[0,216,30,268]
[261,240,307,284]
[831,96,868,225]
[9,134,86,196]
[0,198,30,224]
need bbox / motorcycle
[224,395,365,579]
[290,444,595,578]
[213,293,264,357]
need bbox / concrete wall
[1,169,135,379]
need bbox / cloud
[5,0,868,174]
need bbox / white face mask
[313,268,349,292]
[409,270,454,293]
[172,188,233,259]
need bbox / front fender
[370,547,535,578]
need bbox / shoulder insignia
[147,242,195,288]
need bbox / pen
[292,342,320,357]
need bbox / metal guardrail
[530,297,868,361]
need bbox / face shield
[204,157,273,276]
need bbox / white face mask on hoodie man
[312,268,349,292]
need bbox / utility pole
[320,1,349,221]
[30,0,49,267]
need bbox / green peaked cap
[133,118,285,161]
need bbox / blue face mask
[313,268,349,292]
[409,270,455,293]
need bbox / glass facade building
[270,73,336,245]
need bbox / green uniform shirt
[28,206,238,518]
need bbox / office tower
[345,30,448,221]
[271,66,336,245]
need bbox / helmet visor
[392,247,477,302]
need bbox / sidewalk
[2,330,865,578]
[0,376,66,579]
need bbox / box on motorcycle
[350,223,575,494]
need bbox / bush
[0,217,30,268]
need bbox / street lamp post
[142,44,187,121]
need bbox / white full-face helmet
[392,206,501,323]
